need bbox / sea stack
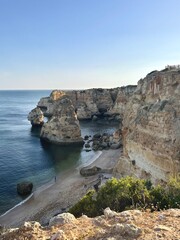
[40,95,84,145]
[27,107,44,127]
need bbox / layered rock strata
[114,68,180,182]
[40,96,84,145]
[37,86,136,120]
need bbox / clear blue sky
[0,0,180,90]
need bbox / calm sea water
[0,90,118,215]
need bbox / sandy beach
[0,149,121,228]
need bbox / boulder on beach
[80,166,102,177]
[17,181,33,196]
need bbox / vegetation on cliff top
[69,176,180,217]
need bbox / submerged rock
[40,96,84,145]
[17,181,33,196]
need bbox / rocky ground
[1,208,180,240]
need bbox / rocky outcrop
[40,96,84,145]
[114,68,180,182]
[27,107,44,126]
[37,87,136,121]
[108,85,137,119]
[2,209,180,240]
[17,181,33,196]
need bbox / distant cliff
[37,86,136,121]
[114,68,180,183]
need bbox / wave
[0,193,34,217]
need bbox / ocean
[0,90,118,215]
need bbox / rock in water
[17,181,33,196]
[27,107,44,126]
[40,96,84,145]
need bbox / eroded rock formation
[114,68,180,182]
[27,107,44,126]
[37,86,136,121]
[40,96,84,145]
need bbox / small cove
[0,90,119,215]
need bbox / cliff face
[37,86,136,120]
[114,69,180,182]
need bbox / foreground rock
[17,182,33,196]
[40,96,84,145]
[114,67,180,183]
[1,208,180,240]
[27,107,44,126]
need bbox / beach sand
[0,149,121,228]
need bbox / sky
[0,0,180,90]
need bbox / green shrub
[69,176,180,218]
[69,190,98,217]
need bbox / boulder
[110,142,122,149]
[80,166,102,176]
[27,107,44,126]
[93,133,101,139]
[17,181,33,196]
[49,213,76,226]
[84,143,90,148]
[84,135,89,140]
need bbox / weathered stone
[27,107,44,126]
[93,133,102,139]
[84,143,90,148]
[40,96,84,145]
[84,135,89,140]
[49,213,76,226]
[17,181,33,196]
[104,207,118,218]
[115,68,180,182]
[80,166,102,176]
[110,142,121,149]
[23,221,41,229]
[154,225,172,232]
[124,223,142,237]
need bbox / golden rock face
[116,69,180,182]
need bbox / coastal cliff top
[1,208,180,240]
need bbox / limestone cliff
[40,96,83,145]
[37,86,136,120]
[114,68,180,182]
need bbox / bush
[69,176,180,218]
[69,190,98,217]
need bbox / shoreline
[0,150,102,219]
[0,148,121,227]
